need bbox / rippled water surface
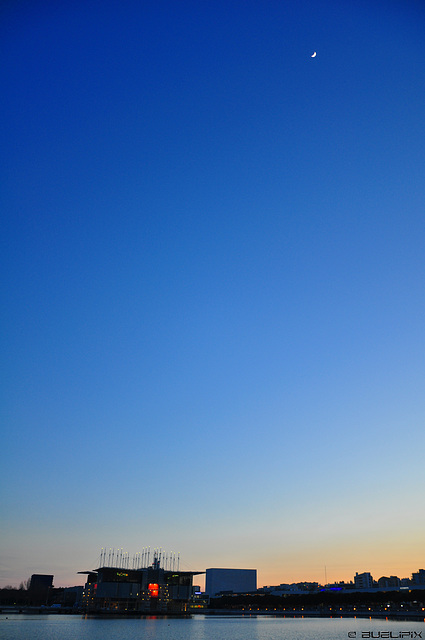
[0,614,423,640]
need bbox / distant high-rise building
[205,568,257,596]
[412,569,425,585]
[354,572,373,589]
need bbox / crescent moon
[311,52,317,57]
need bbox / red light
[148,583,159,598]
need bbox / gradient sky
[1,0,425,590]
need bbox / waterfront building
[205,568,257,596]
[62,585,84,608]
[259,582,319,595]
[29,574,54,590]
[80,554,203,613]
[27,574,54,603]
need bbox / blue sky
[1,0,425,588]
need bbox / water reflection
[0,614,423,640]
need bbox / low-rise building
[80,556,203,613]
[205,568,257,597]
[377,576,400,589]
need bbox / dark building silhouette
[62,585,84,607]
[28,574,54,604]
[377,576,400,589]
[412,569,425,585]
[29,574,54,590]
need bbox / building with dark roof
[79,555,203,613]
[28,574,54,603]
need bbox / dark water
[0,614,423,640]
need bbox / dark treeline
[209,590,425,611]
[0,586,64,607]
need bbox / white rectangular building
[205,568,257,596]
[354,572,374,589]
